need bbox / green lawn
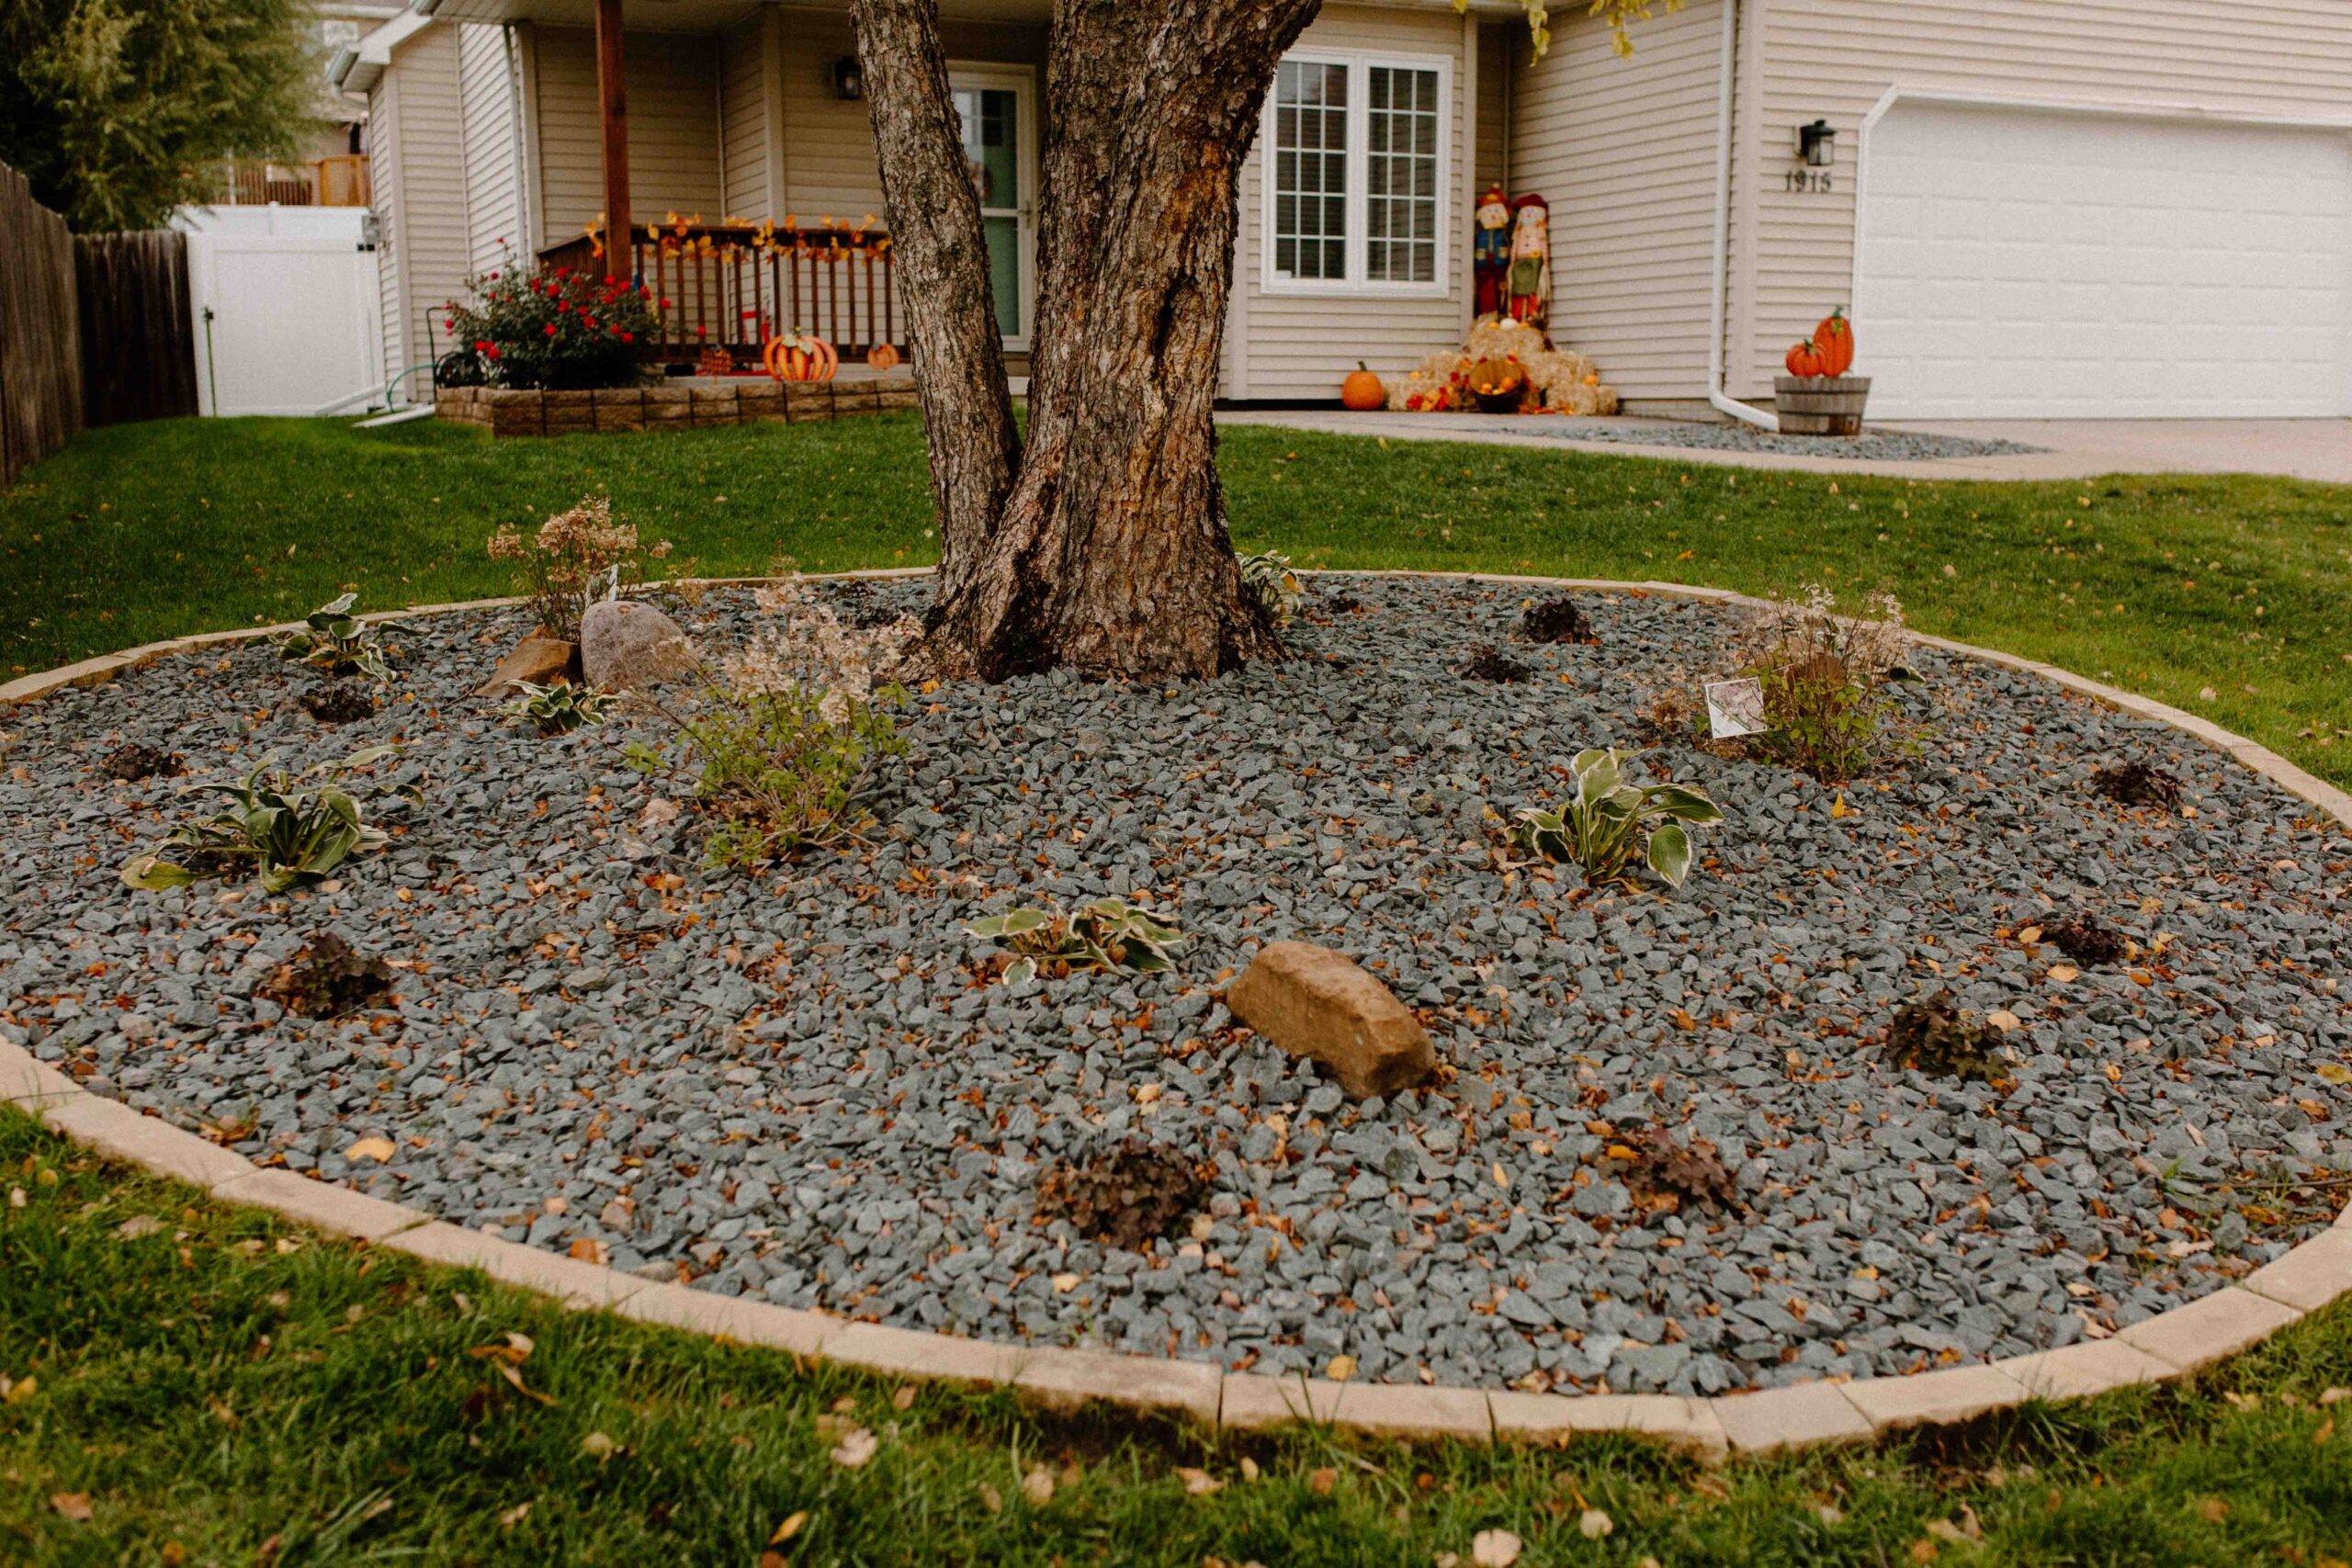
[6,1109,2352,1566]
[2,413,2346,786]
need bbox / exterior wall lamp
[1796,118,1837,167]
[833,56,865,101]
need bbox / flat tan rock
[1226,941,1434,1099]
[476,633,576,696]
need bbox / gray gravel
[4,574,2347,1399]
[1386,414,2046,462]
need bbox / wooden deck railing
[537,220,900,365]
[204,156,371,209]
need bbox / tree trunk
[854,0,1317,682]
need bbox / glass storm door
[950,70,1035,349]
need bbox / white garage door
[1854,102,2352,420]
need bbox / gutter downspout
[1709,0,1776,431]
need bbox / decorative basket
[1467,357,1528,415]
[1773,375,1871,437]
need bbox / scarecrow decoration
[1472,185,1512,319]
[1506,192,1551,327]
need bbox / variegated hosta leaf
[1642,784,1724,823]
[119,855,198,891]
[1647,822,1693,887]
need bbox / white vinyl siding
[1232,5,1471,400]
[370,22,471,391]
[1504,0,1726,408]
[458,23,525,276]
[1745,0,2352,398]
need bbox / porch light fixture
[832,56,864,100]
[1796,118,1837,167]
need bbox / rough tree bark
[851,0,1320,682]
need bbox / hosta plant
[121,748,419,895]
[965,899,1186,985]
[505,680,612,736]
[277,593,393,682]
[1514,748,1724,890]
[1238,550,1304,627]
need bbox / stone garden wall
[435,371,919,438]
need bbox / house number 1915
[1785,170,1835,193]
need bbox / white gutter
[328,7,435,94]
[1707,0,1776,431]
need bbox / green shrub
[441,246,662,391]
[120,748,418,894]
[1513,747,1724,890]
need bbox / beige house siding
[720,14,770,219]
[532,27,724,243]
[770,7,1045,223]
[1473,20,1512,193]
[458,22,526,276]
[1229,3,1475,400]
[1744,0,2352,397]
[1504,0,1726,409]
[373,23,472,391]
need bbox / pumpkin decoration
[865,342,902,372]
[763,330,838,383]
[1812,307,1855,377]
[1340,361,1386,411]
[1784,338,1826,378]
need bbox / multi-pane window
[1364,66,1440,284]
[1272,61,1350,281]
[1266,53,1447,292]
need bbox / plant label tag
[1703,677,1769,739]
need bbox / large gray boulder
[580,600,695,692]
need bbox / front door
[949,67,1036,350]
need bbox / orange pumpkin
[764,331,839,383]
[1340,361,1385,411]
[865,342,901,372]
[1784,338,1826,378]
[1812,307,1855,377]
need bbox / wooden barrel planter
[1774,375,1871,436]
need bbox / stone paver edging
[5,569,2348,1460]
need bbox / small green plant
[965,898,1186,985]
[628,681,905,866]
[1740,585,1918,784]
[505,680,612,736]
[120,748,418,894]
[1513,747,1724,890]
[1238,550,1303,627]
[277,593,393,682]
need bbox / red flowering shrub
[443,246,662,390]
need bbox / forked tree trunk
[851,0,1317,682]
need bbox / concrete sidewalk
[1219,409,2352,484]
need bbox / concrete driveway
[1220,410,2352,484]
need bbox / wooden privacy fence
[76,232,198,427]
[0,159,82,487]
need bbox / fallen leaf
[2316,1416,2335,1447]
[1910,1541,1939,1564]
[345,1137,396,1164]
[1579,1508,1613,1540]
[3,1375,33,1404]
[469,1332,535,1365]
[1326,1354,1358,1382]
[493,1361,554,1406]
[2320,1387,2350,1405]
[567,1236,607,1265]
[51,1494,94,1523]
[769,1510,808,1544]
[1815,1502,1845,1527]
[1986,1010,2022,1032]
[2196,1496,2228,1523]
[580,1431,618,1462]
[1051,1273,1080,1293]
[1022,1465,1055,1505]
[2047,964,2080,984]
[831,1427,878,1469]
[1178,1466,1223,1496]
[976,1482,1002,1514]
[892,1385,916,1411]
[115,1214,164,1241]
[1473,1528,1524,1565]
[1309,1467,1338,1496]
[1239,1456,1261,1483]
[1830,794,1852,818]
[499,1502,531,1529]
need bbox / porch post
[594,0,631,277]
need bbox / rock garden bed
[3,574,2346,1399]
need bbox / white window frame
[1259,48,1453,300]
